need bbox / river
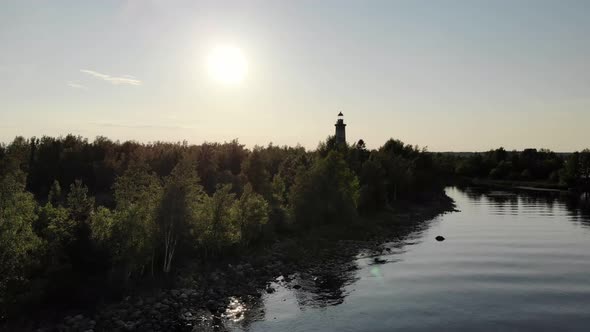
[222,187,590,332]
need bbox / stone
[206,300,218,311]
[373,257,387,264]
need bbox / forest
[434,147,590,190]
[0,135,447,321]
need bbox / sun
[206,45,248,84]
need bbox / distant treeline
[0,135,447,319]
[433,147,590,189]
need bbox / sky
[1,0,589,152]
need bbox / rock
[206,300,218,311]
[373,257,387,264]
[266,286,275,294]
[435,236,445,242]
[292,284,301,290]
[131,310,142,319]
[115,319,126,328]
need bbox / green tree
[233,184,269,246]
[268,175,289,227]
[560,152,580,187]
[199,184,239,254]
[0,169,40,298]
[358,156,388,214]
[48,180,62,206]
[66,180,94,223]
[290,151,360,228]
[157,160,205,273]
[90,206,116,244]
[92,164,163,278]
[39,202,76,246]
[242,147,272,198]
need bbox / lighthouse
[335,112,346,145]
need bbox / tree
[358,157,388,214]
[269,175,289,227]
[38,202,76,247]
[157,160,205,273]
[66,180,94,223]
[233,184,269,246]
[377,152,411,202]
[561,152,581,187]
[290,151,360,228]
[580,150,590,181]
[0,169,40,298]
[241,147,272,199]
[195,143,219,194]
[317,135,347,158]
[90,206,115,244]
[92,164,163,278]
[199,184,238,255]
[48,180,62,206]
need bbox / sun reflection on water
[223,297,248,322]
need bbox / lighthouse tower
[335,112,346,145]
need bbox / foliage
[198,184,239,255]
[0,133,464,318]
[451,148,566,182]
[66,180,94,223]
[290,151,360,228]
[233,184,270,246]
[157,160,205,273]
[0,169,40,302]
[92,164,163,278]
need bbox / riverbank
[467,178,569,193]
[16,194,455,332]
[227,187,590,331]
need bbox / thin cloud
[67,81,88,90]
[80,69,141,86]
[92,122,193,130]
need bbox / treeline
[0,135,446,318]
[434,148,590,189]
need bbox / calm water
[227,187,590,332]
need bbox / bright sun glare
[206,45,248,84]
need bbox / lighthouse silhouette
[335,112,346,145]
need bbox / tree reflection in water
[222,207,443,332]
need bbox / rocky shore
[27,196,455,332]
